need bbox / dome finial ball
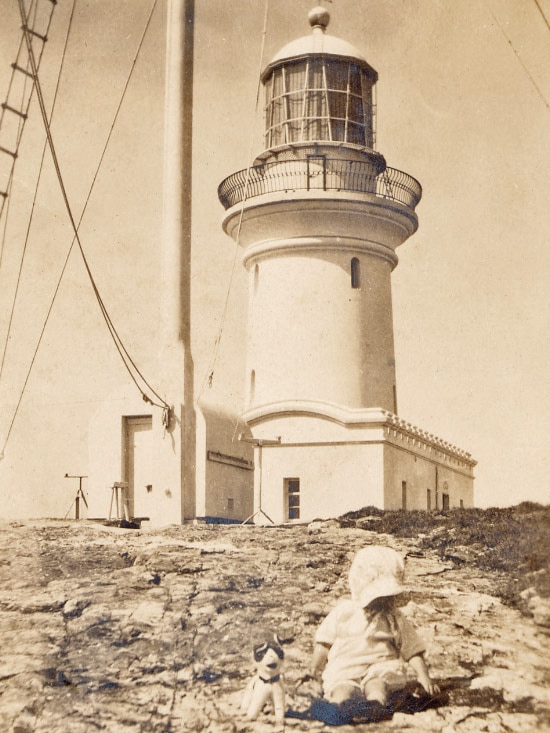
[308,6,330,31]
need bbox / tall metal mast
[158,0,196,521]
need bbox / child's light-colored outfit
[315,598,425,699]
[314,545,426,702]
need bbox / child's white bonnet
[348,545,405,607]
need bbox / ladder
[0,0,58,222]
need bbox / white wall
[196,403,254,521]
[258,442,385,524]
[383,439,475,511]
[88,383,185,525]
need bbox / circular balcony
[218,158,422,211]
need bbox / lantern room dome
[262,7,373,81]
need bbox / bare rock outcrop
[0,520,548,732]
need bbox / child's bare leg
[327,683,362,705]
[363,678,388,706]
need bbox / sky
[0,0,549,518]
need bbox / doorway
[123,415,153,519]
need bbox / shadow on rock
[288,685,448,726]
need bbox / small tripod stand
[64,474,88,520]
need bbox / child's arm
[311,642,330,676]
[408,654,440,696]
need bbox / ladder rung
[0,146,18,159]
[1,103,28,120]
[11,63,35,80]
[21,25,48,43]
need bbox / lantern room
[261,7,379,152]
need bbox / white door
[125,416,153,519]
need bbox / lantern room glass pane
[305,89,327,121]
[330,117,346,141]
[287,91,303,119]
[349,64,363,96]
[325,62,347,91]
[272,67,284,96]
[347,122,365,145]
[286,63,306,91]
[328,90,347,121]
[270,98,285,144]
[308,58,324,88]
[304,116,329,140]
[348,93,364,123]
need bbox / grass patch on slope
[339,503,550,607]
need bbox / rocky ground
[0,518,549,733]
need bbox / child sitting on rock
[310,545,439,723]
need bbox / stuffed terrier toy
[240,632,285,723]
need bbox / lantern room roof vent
[262,7,370,80]
[308,6,330,31]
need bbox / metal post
[158,0,196,522]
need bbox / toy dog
[241,632,285,723]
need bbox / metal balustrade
[218,158,422,211]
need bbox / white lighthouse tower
[219,8,475,523]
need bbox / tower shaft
[221,155,419,417]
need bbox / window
[227,498,234,512]
[249,370,256,405]
[460,499,464,509]
[285,478,300,520]
[351,257,360,288]
[427,489,432,511]
[401,480,407,511]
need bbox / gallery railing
[218,158,422,211]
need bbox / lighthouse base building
[246,406,475,525]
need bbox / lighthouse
[219,8,475,523]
